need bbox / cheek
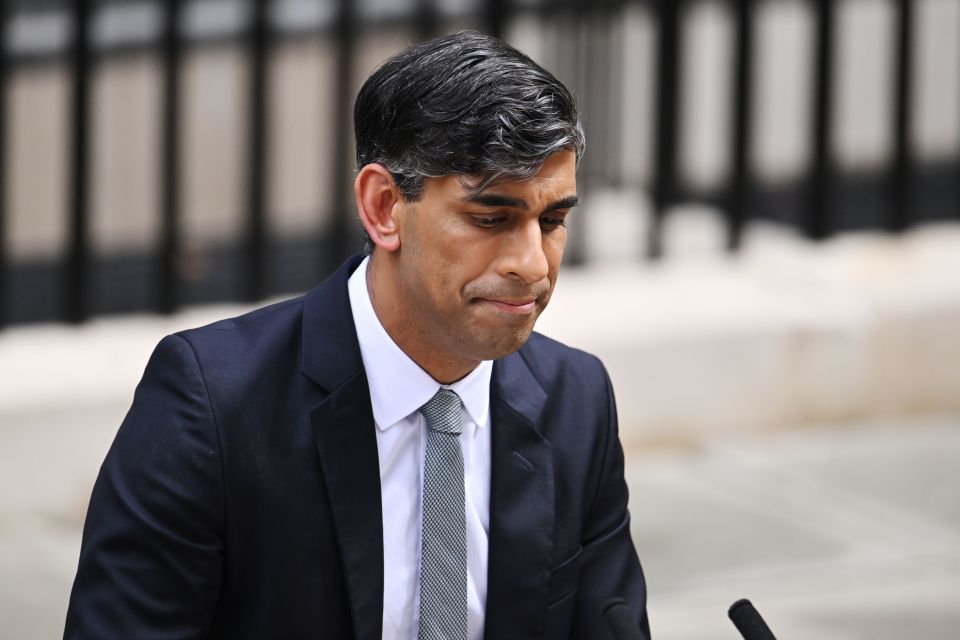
[453,238,502,283]
[545,233,567,271]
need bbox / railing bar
[807,0,834,240]
[606,2,625,188]
[486,0,508,39]
[888,0,913,232]
[65,0,93,323]
[582,4,609,190]
[245,0,270,302]
[416,0,439,41]
[159,0,183,314]
[327,0,357,275]
[728,0,755,251]
[563,0,591,267]
[0,1,8,328]
[650,0,682,259]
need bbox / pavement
[2,218,960,638]
[629,414,960,639]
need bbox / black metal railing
[0,0,958,327]
[0,1,8,329]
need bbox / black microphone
[602,597,647,640]
[728,598,777,640]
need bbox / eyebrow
[462,193,579,212]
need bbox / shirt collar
[347,257,492,431]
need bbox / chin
[476,328,535,361]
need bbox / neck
[366,253,478,384]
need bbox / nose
[499,220,550,285]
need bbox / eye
[540,214,568,230]
[473,215,507,228]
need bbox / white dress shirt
[347,257,491,640]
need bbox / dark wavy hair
[354,31,585,248]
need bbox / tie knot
[420,389,463,436]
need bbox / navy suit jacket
[65,256,649,639]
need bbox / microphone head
[728,598,755,618]
[728,598,777,640]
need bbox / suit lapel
[484,350,555,640]
[311,375,382,640]
[301,257,383,640]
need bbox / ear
[355,163,403,252]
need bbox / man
[65,32,649,639]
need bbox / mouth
[475,298,538,315]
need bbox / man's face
[385,150,577,372]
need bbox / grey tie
[418,389,468,640]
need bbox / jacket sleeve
[64,334,225,639]
[571,363,650,639]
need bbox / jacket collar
[300,254,367,392]
[303,255,383,640]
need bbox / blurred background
[0,0,959,637]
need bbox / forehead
[426,150,578,203]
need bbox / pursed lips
[475,297,538,314]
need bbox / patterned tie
[418,388,468,640]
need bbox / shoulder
[151,296,309,399]
[176,296,305,348]
[170,296,306,368]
